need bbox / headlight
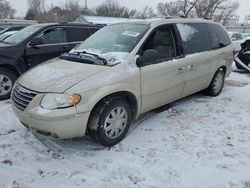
[40,93,81,110]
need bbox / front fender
[74,83,141,118]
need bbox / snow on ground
[1,71,250,188]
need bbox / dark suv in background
[0,23,102,99]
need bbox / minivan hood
[18,58,109,93]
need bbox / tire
[88,98,132,147]
[206,68,225,97]
[0,67,17,100]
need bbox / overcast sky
[7,0,250,22]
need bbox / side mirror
[136,49,160,67]
[29,37,43,47]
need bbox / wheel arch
[0,64,20,77]
[87,91,139,131]
[219,65,227,74]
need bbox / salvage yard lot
[1,71,250,188]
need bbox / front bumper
[11,98,90,139]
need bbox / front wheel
[0,68,17,100]
[88,98,132,147]
[206,68,225,97]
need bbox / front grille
[11,84,38,111]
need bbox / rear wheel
[0,68,17,100]
[206,68,225,97]
[88,98,132,147]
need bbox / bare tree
[195,0,239,24]
[135,6,155,19]
[157,0,239,24]
[95,0,133,18]
[157,0,199,17]
[157,1,182,17]
[214,0,240,25]
[0,0,16,19]
[27,0,45,20]
[62,0,81,21]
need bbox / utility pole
[85,0,88,10]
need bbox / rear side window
[67,27,92,42]
[176,23,211,55]
[206,23,231,49]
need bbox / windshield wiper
[71,51,108,65]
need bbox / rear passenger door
[26,27,67,68]
[176,23,213,97]
[66,27,96,51]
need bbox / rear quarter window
[176,23,211,55]
[206,23,231,49]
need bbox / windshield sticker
[122,31,140,37]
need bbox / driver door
[25,27,67,69]
[139,24,186,113]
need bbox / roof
[122,17,218,25]
[74,15,141,25]
[106,17,223,29]
[74,15,220,28]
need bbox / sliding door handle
[176,67,185,73]
[187,65,196,70]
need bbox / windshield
[3,25,43,44]
[70,23,149,66]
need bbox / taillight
[233,48,238,58]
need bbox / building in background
[0,19,37,28]
[244,15,250,25]
[227,15,240,25]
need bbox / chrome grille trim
[11,84,38,111]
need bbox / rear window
[176,23,211,55]
[67,27,92,42]
[206,23,231,49]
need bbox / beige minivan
[11,18,233,146]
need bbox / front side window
[142,25,176,60]
[38,28,66,44]
[177,23,211,55]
